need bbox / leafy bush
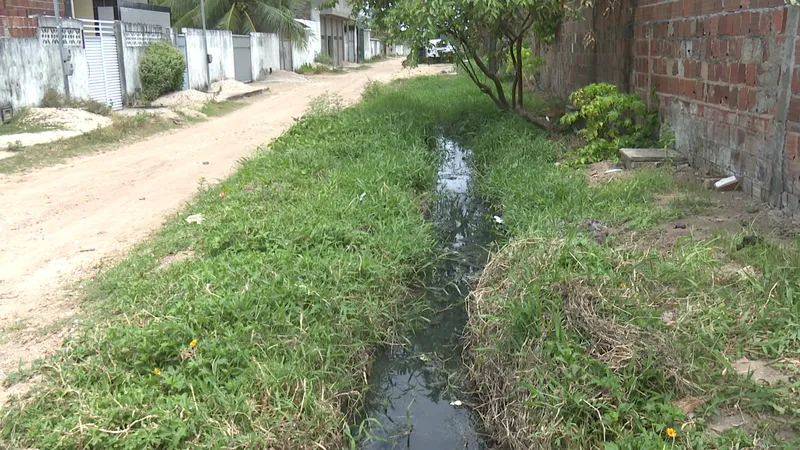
[139,41,186,103]
[314,52,334,65]
[297,62,316,74]
[502,44,546,88]
[561,83,660,165]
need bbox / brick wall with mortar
[1,0,67,37]
[534,0,800,212]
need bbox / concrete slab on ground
[620,148,688,169]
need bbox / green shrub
[139,41,186,103]
[297,62,315,74]
[561,83,660,165]
[314,52,334,65]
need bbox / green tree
[352,0,576,122]
[161,0,308,42]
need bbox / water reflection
[359,136,491,449]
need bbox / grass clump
[314,52,335,66]
[1,83,442,448]
[297,62,346,75]
[0,113,173,174]
[458,84,800,448]
[40,89,112,116]
[0,108,56,136]
[200,100,246,117]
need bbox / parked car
[426,38,454,61]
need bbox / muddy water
[359,137,492,449]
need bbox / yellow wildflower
[153,368,162,375]
[189,339,198,348]
[666,427,677,438]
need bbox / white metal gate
[81,20,123,110]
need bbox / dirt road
[0,60,448,386]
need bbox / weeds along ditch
[460,91,800,447]
[4,74,799,450]
[0,79,463,448]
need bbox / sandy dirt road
[0,60,448,391]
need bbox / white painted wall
[183,28,234,90]
[362,29,372,61]
[250,32,280,81]
[370,39,383,59]
[292,19,321,70]
[0,18,90,109]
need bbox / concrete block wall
[0,16,89,108]
[534,0,800,211]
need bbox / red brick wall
[0,0,68,37]
[534,0,800,210]
[784,20,800,210]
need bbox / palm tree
[161,0,309,42]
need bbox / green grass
[453,81,800,448]
[0,109,57,136]
[200,100,246,117]
[0,113,174,174]
[5,73,796,449]
[366,55,388,63]
[0,83,452,448]
[297,63,347,75]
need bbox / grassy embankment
[454,82,800,448]
[1,84,446,448]
[4,74,798,449]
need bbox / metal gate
[279,36,293,71]
[81,19,123,110]
[232,35,252,82]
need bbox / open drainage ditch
[358,136,492,449]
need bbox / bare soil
[1,107,112,148]
[0,59,449,404]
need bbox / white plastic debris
[359,192,367,201]
[605,168,623,174]
[449,400,463,407]
[493,215,503,224]
[185,213,204,224]
[545,116,550,122]
[714,176,740,191]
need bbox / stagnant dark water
[357,137,492,449]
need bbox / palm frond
[249,0,308,43]
[242,10,258,34]
[216,3,240,31]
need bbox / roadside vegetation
[297,62,346,75]
[139,41,187,103]
[452,84,800,447]
[1,84,442,448]
[0,113,174,174]
[4,71,798,449]
[199,100,246,117]
[0,109,58,136]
